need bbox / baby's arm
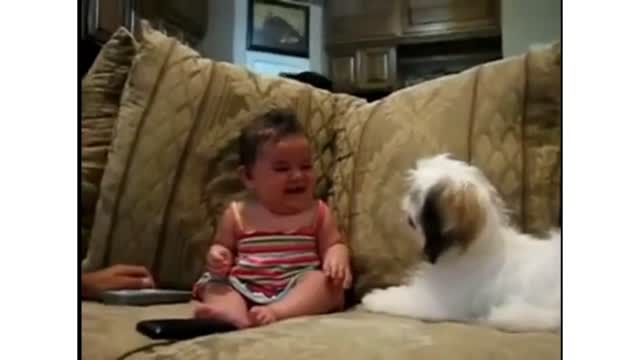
[206,206,237,275]
[317,204,352,288]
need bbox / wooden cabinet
[327,0,401,44]
[355,47,396,90]
[402,0,500,37]
[82,0,207,46]
[136,0,208,46]
[330,52,357,91]
[330,46,396,92]
[84,0,134,43]
[325,1,502,93]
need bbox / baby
[192,109,352,328]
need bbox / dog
[361,154,560,332]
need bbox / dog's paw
[361,286,417,316]
[361,289,390,313]
[481,302,560,333]
[361,285,447,320]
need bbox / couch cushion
[333,44,561,297]
[81,27,137,258]
[82,303,559,360]
[83,23,341,288]
[82,301,192,360]
[520,43,561,234]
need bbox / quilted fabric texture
[81,26,561,359]
[521,43,561,234]
[339,70,482,297]
[335,45,561,298]
[83,24,341,288]
[324,93,368,234]
[81,27,137,257]
[82,302,191,360]
[82,301,559,360]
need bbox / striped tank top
[226,200,325,302]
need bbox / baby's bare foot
[248,305,278,326]
[193,302,251,329]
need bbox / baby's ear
[238,165,254,189]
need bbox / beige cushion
[81,27,137,257]
[82,302,192,360]
[331,44,561,297]
[83,23,341,288]
[520,43,561,234]
[82,302,559,360]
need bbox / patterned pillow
[82,23,341,288]
[332,45,561,297]
[81,27,137,258]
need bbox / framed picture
[247,0,310,58]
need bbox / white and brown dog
[361,154,560,332]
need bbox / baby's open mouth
[284,186,306,194]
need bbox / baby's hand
[206,244,233,276]
[322,244,352,289]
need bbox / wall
[197,0,235,63]
[501,0,561,57]
[197,0,327,75]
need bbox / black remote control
[136,318,237,340]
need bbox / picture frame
[247,0,310,58]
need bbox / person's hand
[322,244,352,289]
[206,244,233,276]
[81,264,155,299]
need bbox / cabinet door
[355,47,397,90]
[330,54,357,92]
[85,0,133,43]
[136,0,207,45]
[327,0,401,44]
[403,0,500,36]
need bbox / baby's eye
[301,164,313,171]
[274,167,290,173]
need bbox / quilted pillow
[332,44,561,298]
[81,27,137,258]
[83,23,341,288]
[520,43,561,234]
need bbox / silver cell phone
[100,289,193,306]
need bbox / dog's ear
[420,180,452,264]
[420,180,486,263]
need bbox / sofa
[81,23,561,360]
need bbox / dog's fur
[361,154,560,332]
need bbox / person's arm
[81,264,154,300]
[317,216,346,261]
[205,205,238,275]
[316,203,352,288]
[214,205,237,251]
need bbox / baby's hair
[238,109,305,168]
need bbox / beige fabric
[333,45,561,298]
[82,302,559,360]
[84,24,341,288]
[521,43,561,234]
[82,302,192,360]
[325,94,368,234]
[81,27,137,257]
[339,71,480,296]
[81,26,560,360]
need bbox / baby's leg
[249,271,344,326]
[194,283,251,329]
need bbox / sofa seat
[82,302,560,359]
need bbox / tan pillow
[81,27,137,257]
[520,43,561,234]
[333,44,561,298]
[83,23,341,288]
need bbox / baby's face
[247,134,316,215]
